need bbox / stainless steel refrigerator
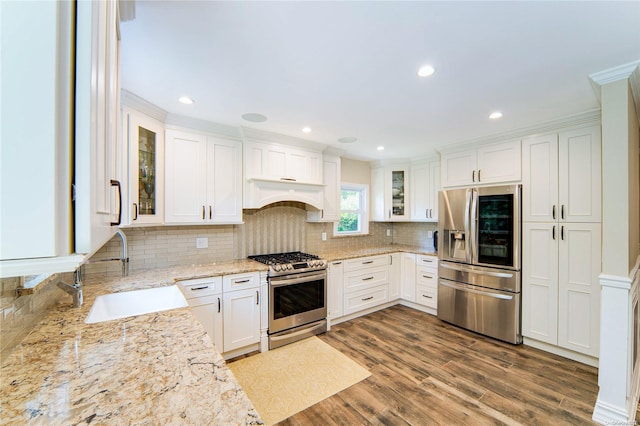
[437,184,522,344]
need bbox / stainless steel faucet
[57,268,83,308]
[85,230,130,277]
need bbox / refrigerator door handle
[470,189,479,264]
[463,189,473,263]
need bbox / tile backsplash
[86,203,438,276]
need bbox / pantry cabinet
[522,222,601,357]
[410,159,440,221]
[522,126,601,223]
[165,129,242,224]
[126,111,165,225]
[440,140,521,188]
[371,164,411,222]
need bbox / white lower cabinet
[223,272,261,353]
[416,255,438,309]
[389,253,401,300]
[328,260,345,320]
[177,277,223,350]
[223,287,261,352]
[400,253,416,302]
[178,272,260,356]
[342,255,390,316]
[522,222,601,357]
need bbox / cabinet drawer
[344,255,389,272]
[416,284,437,309]
[344,266,388,293]
[416,267,437,286]
[344,284,389,315]
[178,277,222,299]
[416,255,438,269]
[223,272,260,292]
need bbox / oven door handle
[270,272,326,287]
[270,321,327,343]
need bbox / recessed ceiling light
[302,126,312,134]
[178,96,194,104]
[489,111,503,119]
[241,113,267,123]
[377,146,385,151]
[338,137,358,144]
[417,64,435,77]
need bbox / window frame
[334,182,369,236]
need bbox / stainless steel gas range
[248,251,328,349]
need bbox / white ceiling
[120,1,640,161]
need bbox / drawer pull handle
[256,290,260,305]
[422,294,433,299]
[422,275,433,279]
[333,261,342,265]
[362,296,374,301]
[362,260,374,264]
[422,259,433,263]
[280,177,297,182]
[362,276,374,281]
[190,286,209,291]
[234,279,251,284]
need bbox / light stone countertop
[0,259,267,425]
[316,245,437,262]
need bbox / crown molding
[120,90,167,122]
[241,126,327,152]
[436,109,601,155]
[164,113,242,141]
[589,60,640,104]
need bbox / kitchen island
[0,260,267,425]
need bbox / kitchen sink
[85,285,188,324]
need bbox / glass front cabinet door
[387,166,409,221]
[128,111,164,224]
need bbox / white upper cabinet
[244,141,322,185]
[410,159,440,221]
[371,164,410,222]
[307,155,341,222]
[126,111,165,225]
[165,129,242,224]
[1,1,121,274]
[441,140,521,188]
[522,125,601,223]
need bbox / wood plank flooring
[277,305,600,425]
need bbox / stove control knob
[273,264,281,272]
[287,264,293,270]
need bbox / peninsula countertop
[0,260,267,425]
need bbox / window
[334,183,369,236]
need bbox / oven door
[269,270,327,334]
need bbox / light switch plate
[427,230,433,238]
[321,232,327,241]
[386,229,391,237]
[196,237,208,249]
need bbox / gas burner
[249,251,326,277]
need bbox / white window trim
[333,182,369,236]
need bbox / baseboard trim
[523,337,599,367]
[592,398,633,425]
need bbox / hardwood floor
[277,305,600,425]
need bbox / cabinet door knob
[478,169,481,182]
[561,225,565,241]
[472,170,476,182]
[202,205,205,220]
[552,205,556,220]
[561,204,565,220]
[209,205,212,220]
[552,225,556,240]
[218,297,221,313]
[256,290,260,305]
[110,180,122,226]
[133,203,139,221]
